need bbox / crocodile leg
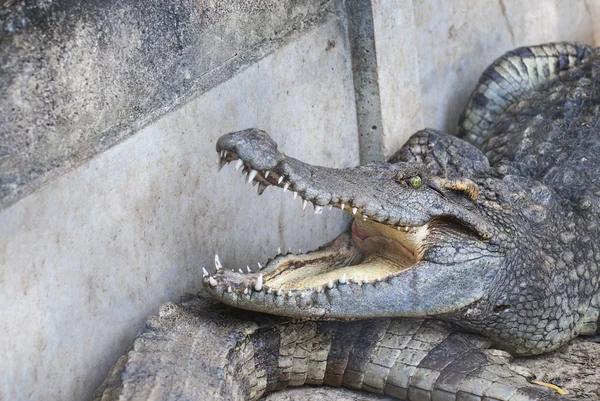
[93,295,560,401]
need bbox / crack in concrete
[498,0,516,46]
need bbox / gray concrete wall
[1,1,600,400]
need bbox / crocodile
[95,43,600,401]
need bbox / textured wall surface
[0,16,357,401]
[2,1,600,401]
[0,0,339,210]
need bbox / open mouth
[204,148,432,300]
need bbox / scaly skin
[204,43,600,357]
[95,43,600,401]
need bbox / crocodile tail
[93,295,562,401]
[457,42,594,147]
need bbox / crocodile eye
[408,176,422,188]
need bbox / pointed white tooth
[352,207,357,215]
[405,226,409,232]
[227,286,232,293]
[224,151,230,158]
[234,159,244,171]
[257,262,263,270]
[276,289,283,296]
[363,278,369,284]
[363,216,367,221]
[283,182,290,191]
[340,203,345,210]
[220,150,225,158]
[254,275,263,291]
[339,273,347,284]
[287,291,293,297]
[267,288,273,294]
[278,176,284,184]
[265,170,270,178]
[298,249,302,253]
[202,267,209,278]
[376,277,382,282]
[208,276,218,287]
[328,205,333,211]
[316,286,323,293]
[314,205,323,214]
[293,192,298,200]
[288,247,292,254]
[232,269,235,272]
[397,226,401,230]
[353,276,359,283]
[277,247,282,255]
[247,169,258,183]
[238,269,244,274]
[246,265,252,273]
[300,292,306,298]
[302,199,308,210]
[243,287,249,295]
[215,254,223,270]
[327,280,334,289]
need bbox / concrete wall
[1,1,599,400]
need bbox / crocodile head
[204,129,504,319]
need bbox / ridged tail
[457,42,594,147]
[93,295,560,401]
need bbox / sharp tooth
[202,267,209,278]
[288,247,292,254]
[258,183,266,195]
[283,182,290,191]
[243,287,249,295]
[267,288,273,294]
[235,159,244,171]
[215,254,223,270]
[397,226,401,230]
[352,207,357,215]
[227,286,232,293]
[238,269,244,274]
[257,262,263,270]
[277,247,282,255]
[363,216,367,221]
[339,273,347,284]
[353,276,359,283]
[247,169,258,183]
[340,203,345,210]
[220,150,225,158]
[300,292,306,298]
[276,289,283,296]
[293,192,298,200]
[405,226,409,232]
[302,199,308,210]
[246,265,252,273]
[208,276,218,287]
[327,280,334,289]
[376,277,382,282]
[278,176,284,184]
[287,291,293,297]
[316,286,323,293]
[328,205,333,211]
[314,205,323,214]
[363,278,369,284]
[218,158,227,172]
[254,275,263,291]
[265,170,270,178]
[224,151,229,158]
[298,249,302,253]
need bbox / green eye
[408,176,422,188]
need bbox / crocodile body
[96,43,600,400]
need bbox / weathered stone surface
[0,17,358,401]
[0,0,341,210]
